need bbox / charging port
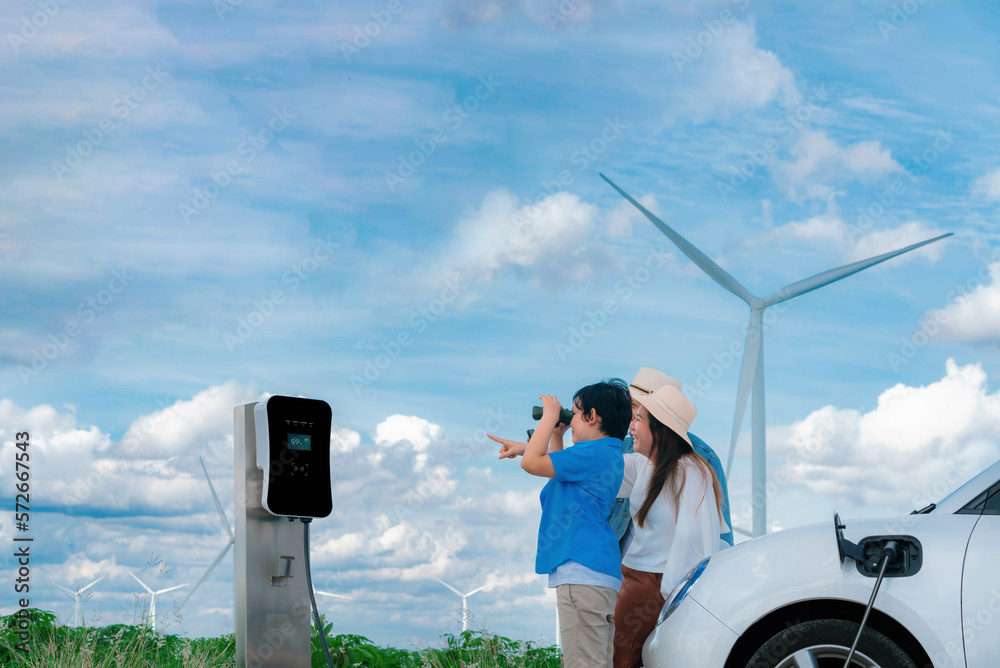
[854,536,922,578]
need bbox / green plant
[0,609,559,668]
[0,609,235,667]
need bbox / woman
[612,383,725,668]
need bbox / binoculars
[532,405,574,424]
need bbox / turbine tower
[435,578,487,633]
[127,570,188,630]
[548,591,560,648]
[179,456,235,610]
[56,576,104,627]
[601,173,952,537]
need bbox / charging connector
[842,541,898,667]
[301,517,335,668]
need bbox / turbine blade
[317,591,352,600]
[465,585,488,597]
[200,456,235,541]
[56,585,76,598]
[727,311,762,477]
[154,584,189,596]
[79,576,105,593]
[763,233,953,307]
[179,543,232,609]
[128,570,154,595]
[600,173,756,305]
[732,525,753,537]
[434,578,464,598]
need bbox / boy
[490,378,632,668]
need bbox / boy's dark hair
[573,378,632,440]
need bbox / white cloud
[0,382,269,515]
[676,21,801,122]
[0,5,179,66]
[119,381,261,458]
[926,261,1000,343]
[767,359,1000,513]
[440,0,518,30]
[773,130,902,201]
[313,514,469,575]
[771,210,849,246]
[845,221,947,264]
[972,168,1000,201]
[332,425,362,454]
[766,209,946,267]
[463,489,539,520]
[432,188,614,290]
[375,414,444,450]
[840,96,929,123]
[58,553,123,584]
[607,193,659,238]
[439,0,623,31]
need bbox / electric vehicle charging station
[234,396,333,667]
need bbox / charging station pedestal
[234,403,312,667]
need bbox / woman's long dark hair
[635,413,723,529]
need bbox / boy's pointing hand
[488,433,525,459]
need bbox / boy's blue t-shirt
[535,436,625,580]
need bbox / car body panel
[961,514,1000,668]
[933,460,1000,515]
[648,513,980,667]
[643,595,738,668]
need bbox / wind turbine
[316,590,352,602]
[311,591,351,634]
[179,456,235,610]
[601,173,952,537]
[127,570,188,630]
[56,576,104,626]
[435,578,487,633]
[547,591,560,649]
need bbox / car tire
[745,619,918,668]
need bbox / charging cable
[842,541,899,668]
[300,518,336,668]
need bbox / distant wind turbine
[435,578,487,633]
[56,576,104,627]
[179,456,235,610]
[316,590,352,601]
[127,570,188,630]
[601,173,952,537]
[549,593,560,649]
[315,591,352,630]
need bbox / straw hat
[629,366,681,403]
[633,384,696,446]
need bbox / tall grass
[2,610,562,668]
[0,609,234,667]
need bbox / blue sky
[3,0,1000,649]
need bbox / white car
[644,459,1000,668]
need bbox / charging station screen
[256,395,333,518]
[288,433,311,451]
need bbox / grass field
[1,609,563,667]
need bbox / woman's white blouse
[618,452,724,597]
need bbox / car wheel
[745,619,918,668]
